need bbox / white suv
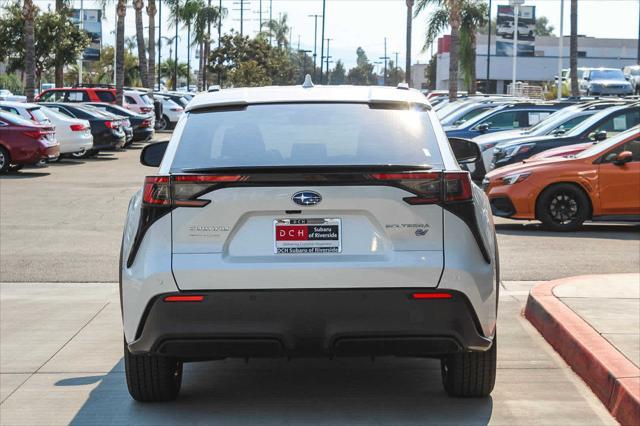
[121,84,499,402]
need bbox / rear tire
[0,146,10,173]
[124,342,183,402]
[441,336,497,398]
[536,183,590,231]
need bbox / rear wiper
[179,164,434,174]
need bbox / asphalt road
[0,135,638,283]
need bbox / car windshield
[590,69,625,80]
[564,107,621,136]
[28,107,48,123]
[453,106,503,128]
[524,107,591,135]
[575,127,640,158]
[170,103,443,172]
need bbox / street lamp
[509,0,525,95]
[308,14,322,81]
[298,49,312,80]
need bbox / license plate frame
[274,218,342,254]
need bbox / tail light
[70,123,87,131]
[140,106,153,113]
[143,175,245,207]
[370,171,472,205]
[104,121,119,129]
[170,107,183,112]
[22,130,49,139]
[140,119,152,128]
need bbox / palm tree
[415,0,461,100]
[133,0,149,87]
[22,0,37,101]
[159,58,190,88]
[458,1,486,94]
[147,0,156,89]
[177,0,203,90]
[193,3,225,89]
[115,0,127,104]
[54,0,68,87]
[264,13,290,49]
[406,0,414,86]
[569,0,578,97]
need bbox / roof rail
[72,83,115,89]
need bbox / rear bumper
[133,128,154,141]
[127,288,492,360]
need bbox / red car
[35,87,117,104]
[0,111,59,173]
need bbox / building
[412,34,639,93]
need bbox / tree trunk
[116,1,126,105]
[187,22,191,90]
[569,0,579,97]
[134,0,148,87]
[405,0,413,87]
[54,0,65,87]
[448,26,460,100]
[147,0,156,89]
[198,42,204,91]
[469,32,477,94]
[23,0,36,101]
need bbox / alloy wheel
[549,192,579,225]
[0,151,5,170]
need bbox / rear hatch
[162,102,459,290]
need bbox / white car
[124,90,155,115]
[121,83,499,402]
[39,106,93,156]
[0,90,27,103]
[0,101,51,125]
[155,96,184,130]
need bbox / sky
[12,0,640,73]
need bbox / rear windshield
[28,107,48,123]
[140,94,153,105]
[97,91,116,102]
[170,103,443,171]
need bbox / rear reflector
[163,295,205,302]
[411,293,452,299]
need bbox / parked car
[444,102,567,140]
[124,90,155,115]
[491,103,640,169]
[154,95,184,130]
[472,101,629,174]
[0,111,59,172]
[36,86,120,104]
[483,126,640,230]
[623,65,640,95]
[0,101,52,125]
[39,102,126,157]
[439,98,519,127]
[39,106,93,158]
[85,102,155,142]
[527,141,596,160]
[154,91,189,108]
[0,90,27,103]
[496,20,534,39]
[121,85,499,402]
[582,68,634,97]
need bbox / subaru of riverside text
[120,82,499,402]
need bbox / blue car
[444,102,569,140]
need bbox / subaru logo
[292,191,322,206]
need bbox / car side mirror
[594,130,608,142]
[140,140,169,167]
[477,123,490,133]
[449,137,481,164]
[552,128,566,136]
[613,150,633,166]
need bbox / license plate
[274,218,341,254]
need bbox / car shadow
[0,171,51,179]
[495,221,640,240]
[89,154,118,161]
[50,160,86,166]
[62,357,493,425]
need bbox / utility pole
[240,0,244,36]
[259,0,262,32]
[393,51,399,84]
[158,0,162,89]
[486,0,492,91]
[78,0,83,85]
[269,0,273,45]
[380,37,390,86]
[325,38,332,82]
[319,0,326,83]
[405,0,413,86]
[299,49,312,79]
[557,0,564,100]
[309,14,321,81]
[218,0,222,85]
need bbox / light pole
[380,37,389,86]
[309,14,322,81]
[510,0,524,95]
[157,0,162,89]
[325,38,332,82]
[557,0,564,100]
[319,0,326,83]
[485,0,492,91]
[405,0,413,86]
[299,49,312,79]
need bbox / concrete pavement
[525,274,640,425]
[0,281,616,425]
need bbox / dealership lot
[0,133,637,424]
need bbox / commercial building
[412,34,638,93]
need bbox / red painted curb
[524,275,640,426]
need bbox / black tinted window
[171,103,443,171]
[97,91,116,102]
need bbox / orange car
[483,126,640,230]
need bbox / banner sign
[496,5,536,57]
[71,9,102,61]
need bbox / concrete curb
[524,275,640,426]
